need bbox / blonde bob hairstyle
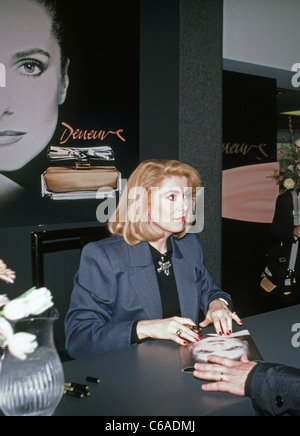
[108,159,201,246]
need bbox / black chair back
[31,226,110,360]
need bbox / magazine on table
[180,330,263,373]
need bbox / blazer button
[275,396,284,408]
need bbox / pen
[183,324,201,332]
[70,383,89,392]
[64,382,89,390]
[64,385,91,398]
[86,376,101,384]
[64,390,85,399]
[64,382,89,393]
[64,378,100,400]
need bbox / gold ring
[176,330,182,337]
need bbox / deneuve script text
[59,122,126,145]
[222,142,269,159]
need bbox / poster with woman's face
[0,0,140,227]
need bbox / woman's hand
[136,316,201,346]
[199,299,243,336]
[193,354,257,396]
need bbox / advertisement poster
[0,0,140,227]
[222,71,278,314]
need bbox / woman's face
[150,175,192,237]
[0,0,69,171]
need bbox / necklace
[157,255,172,276]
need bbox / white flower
[0,295,10,307]
[3,288,54,321]
[283,178,296,190]
[3,298,29,321]
[0,317,14,346]
[6,333,38,361]
[24,288,54,316]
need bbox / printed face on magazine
[191,337,249,363]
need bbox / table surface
[55,304,300,416]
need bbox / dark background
[0,0,140,227]
[222,71,279,316]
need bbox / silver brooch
[157,256,172,276]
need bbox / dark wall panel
[179,0,223,285]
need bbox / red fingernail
[219,332,222,336]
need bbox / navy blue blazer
[250,363,300,416]
[65,233,232,358]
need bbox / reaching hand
[193,353,257,397]
[199,299,243,336]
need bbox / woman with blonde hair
[65,160,242,358]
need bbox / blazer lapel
[128,238,199,323]
[171,239,199,323]
[128,242,163,320]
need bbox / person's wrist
[218,298,229,307]
[244,363,259,397]
[136,320,151,340]
[209,298,229,310]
